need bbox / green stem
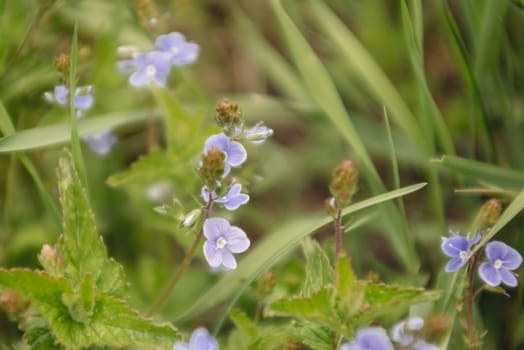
[148,196,213,315]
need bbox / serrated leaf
[267,286,340,329]
[290,322,333,350]
[57,150,126,296]
[0,269,180,349]
[229,309,257,341]
[335,255,364,322]
[356,283,441,324]
[61,273,95,324]
[23,317,63,350]
[302,238,333,296]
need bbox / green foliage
[0,151,180,349]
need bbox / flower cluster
[44,84,117,155]
[117,32,198,88]
[340,317,438,350]
[187,99,273,270]
[441,231,523,288]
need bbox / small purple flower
[173,327,218,350]
[441,232,481,272]
[81,129,117,156]
[390,317,439,350]
[202,183,249,211]
[44,85,94,112]
[243,122,274,144]
[203,217,250,270]
[478,241,523,287]
[155,32,199,66]
[204,133,247,174]
[340,327,393,350]
[119,51,172,88]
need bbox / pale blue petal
[221,250,237,269]
[74,94,94,110]
[226,141,247,166]
[188,328,218,350]
[223,193,249,211]
[224,227,250,253]
[203,217,230,240]
[499,268,518,287]
[479,262,501,286]
[204,133,229,154]
[485,241,508,261]
[203,241,222,268]
[445,257,466,272]
[173,343,189,350]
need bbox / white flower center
[216,237,227,249]
[145,64,157,76]
[459,250,469,261]
[494,259,503,269]
[171,47,180,54]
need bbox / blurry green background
[1,0,524,348]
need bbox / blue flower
[173,328,218,350]
[201,183,249,211]
[390,317,439,350]
[155,32,199,66]
[243,122,274,144]
[118,51,172,88]
[81,129,117,156]
[204,133,247,175]
[340,327,393,350]
[203,217,250,269]
[478,241,523,287]
[441,232,481,272]
[44,85,94,114]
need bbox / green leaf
[174,183,426,322]
[335,255,363,322]
[289,322,333,350]
[229,309,257,342]
[267,286,340,329]
[23,317,63,350]
[61,273,95,324]
[57,150,126,296]
[435,155,524,189]
[0,269,180,349]
[356,283,441,324]
[0,110,155,153]
[302,238,333,296]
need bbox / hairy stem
[466,252,481,349]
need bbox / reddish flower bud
[329,160,359,207]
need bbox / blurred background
[1,0,524,348]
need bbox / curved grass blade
[173,183,426,322]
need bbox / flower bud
[0,291,30,320]
[54,53,70,82]
[477,198,502,229]
[422,314,450,343]
[243,122,274,144]
[181,208,202,227]
[329,160,358,207]
[257,271,276,300]
[199,146,226,191]
[38,244,63,276]
[215,99,243,133]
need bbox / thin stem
[466,251,481,349]
[148,195,213,316]
[334,208,343,260]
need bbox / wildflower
[201,183,249,211]
[340,327,393,350]
[203,217,250,269]
[44,84,94,112]
[478,241,523,287]
[243,122,274,144]
[118,51,172,88]
[173,327,218,350]
[441,232,481,272]
[390,317,439,350]
[199,146,226,190]
[81,129,117,156]
[329,160,358,207]
[155,32,199,66]
[204,133,247,172]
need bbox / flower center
[216,237,227,249]
[494,259,503,269]
[459,250,469,261]
[145,64,157,76]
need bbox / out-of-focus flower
[173,327,218,350]
[81,129,117,156]
[201,183,249,211]
[155,32,199,66]
[243,122,273,144]
[44,84,94,113]
[204,133,247,174]
[390,317,439,350]
[340,327,393,350]
[203,218,250,270]
[441,232,481,272]
[478,241,523,287]
[118,51,172,88]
